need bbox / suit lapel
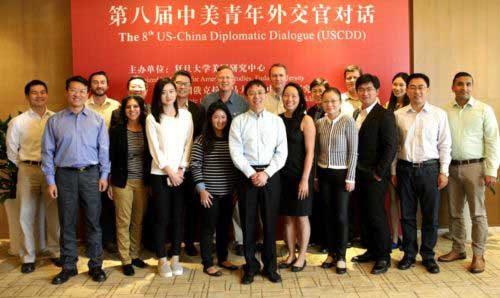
[359,103,380,134]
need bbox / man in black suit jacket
[351,74,398,274]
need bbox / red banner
[71,0,410,103]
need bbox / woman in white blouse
[146,77,193,278]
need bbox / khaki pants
[448,162,488,256]
[17,163,60,263]
[113,179,148,265]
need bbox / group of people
[6,63,499,286]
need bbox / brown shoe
[470,255,485,274]
[437,251,466,262]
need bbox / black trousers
[200,194,233,269]
[151,174,184,258]
[182,171,199,246]
[397,161,440,259]
[354,169,391,261]
[318,168,350,259]
[56,166,102,270]
[100,190,116,245]
[238,171,280,274]
[309,189,326,247]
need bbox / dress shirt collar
[219,90,236,104]
[248,109,266,118]
[178,98,190,109]
[452,96,476,108]
[325,114,342,125]
[407,101,432,114]
[361,100,378,115]
[268,89,281,100]
[64,106,91,116]
[27,107,51,118]
[87,96,111,107]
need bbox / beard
[91,88,106,96]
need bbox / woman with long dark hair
[316,87,358,274]
[278,82,316,272]
[146,77,193,277]
[385,72,409,249]
[108,95,151,276]
[190,102,239,276]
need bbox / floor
[0,232,499,298]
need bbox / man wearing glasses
[42,76,110,284]
[392,73,452,274]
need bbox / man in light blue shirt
[42,75,110,285]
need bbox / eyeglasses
[408,85,427,91]
[357,87,376,93]
[174,81,191,87]
[322,100,340,104]
[247,91,266,97]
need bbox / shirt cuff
[195,183,206,193]
[345,179,355,184]
[485,167,498,178]
[100,172,110,181]
[46,175,55,186]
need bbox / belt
[398,159,439,168]
[451,158,484,166]
[59,165,97,172]
[22,160,42,166]
[251,165,269,172]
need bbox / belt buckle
[77,166,87,172]
[412,162,423,168]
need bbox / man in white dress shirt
[229,79,287,284]
[392,73,452,274]
[6,80,60,273]
[263,63,287,115]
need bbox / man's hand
[391,175,397,187]
[47,184,58,199]
[485,175,497,188]
[373,173,382,182]
[437,173,448,190]
[99,179,108,192]
[251,172,268,187]
[107,186,113,200]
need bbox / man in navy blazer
[351,74,398,274]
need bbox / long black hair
[151,77,178,123]
[200,102,232,154]
[283,82,307,120]
[118,95,147,128]
[387,72,410,111]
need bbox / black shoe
[422,259,440,274]
[234,244,244,256]
[351,252,374,263]
[241,271,255,284]
[291,260,306,272]
[50,258,63,267]
[217,261,238,271]
[185,243,198,256]
[21,262,35,274]
[397,256,416,270]
[123,264,135,276]
[335,257,347,274]
[278,257,297,269]
[51,269,78,285]
[104,242,118,254]
[131,258,147,268]
[262,270,282,283]
[371,260,390,274]
[321,261,335,269]
[167,247,174,258]
[319,246,329,254]
[203,267,222,277]
[88,267,107,282]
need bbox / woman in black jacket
[108,95,151,276]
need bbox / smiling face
[211,108,228,135]
[90,74,109,97]
[128,78,147,98]
[407,78,429,107]
[174,74,192,100]
[392,77,407,99]
[66,81,88,109]
[26,84,48,109]
[246,84,266,113]
[282,85,300,113]
[357,82,378,109]
[311,84,326,104]
[216,68,235,92]
[322,90,342,116]
[125,98,141,122]
[161,83,177,107]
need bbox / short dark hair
[452,72,473,85]
[309,77,330,91]
[344,65,363,78]
[322,86,342,99]
[172,70,192,83]
[407,73,430,87]
[24,79,48,96]
[127,76,147,89]
[88,71,109,84]
[244,79,267,96]
[65,75,88,91]
[355,73,380,90]
[269,63,287,76]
